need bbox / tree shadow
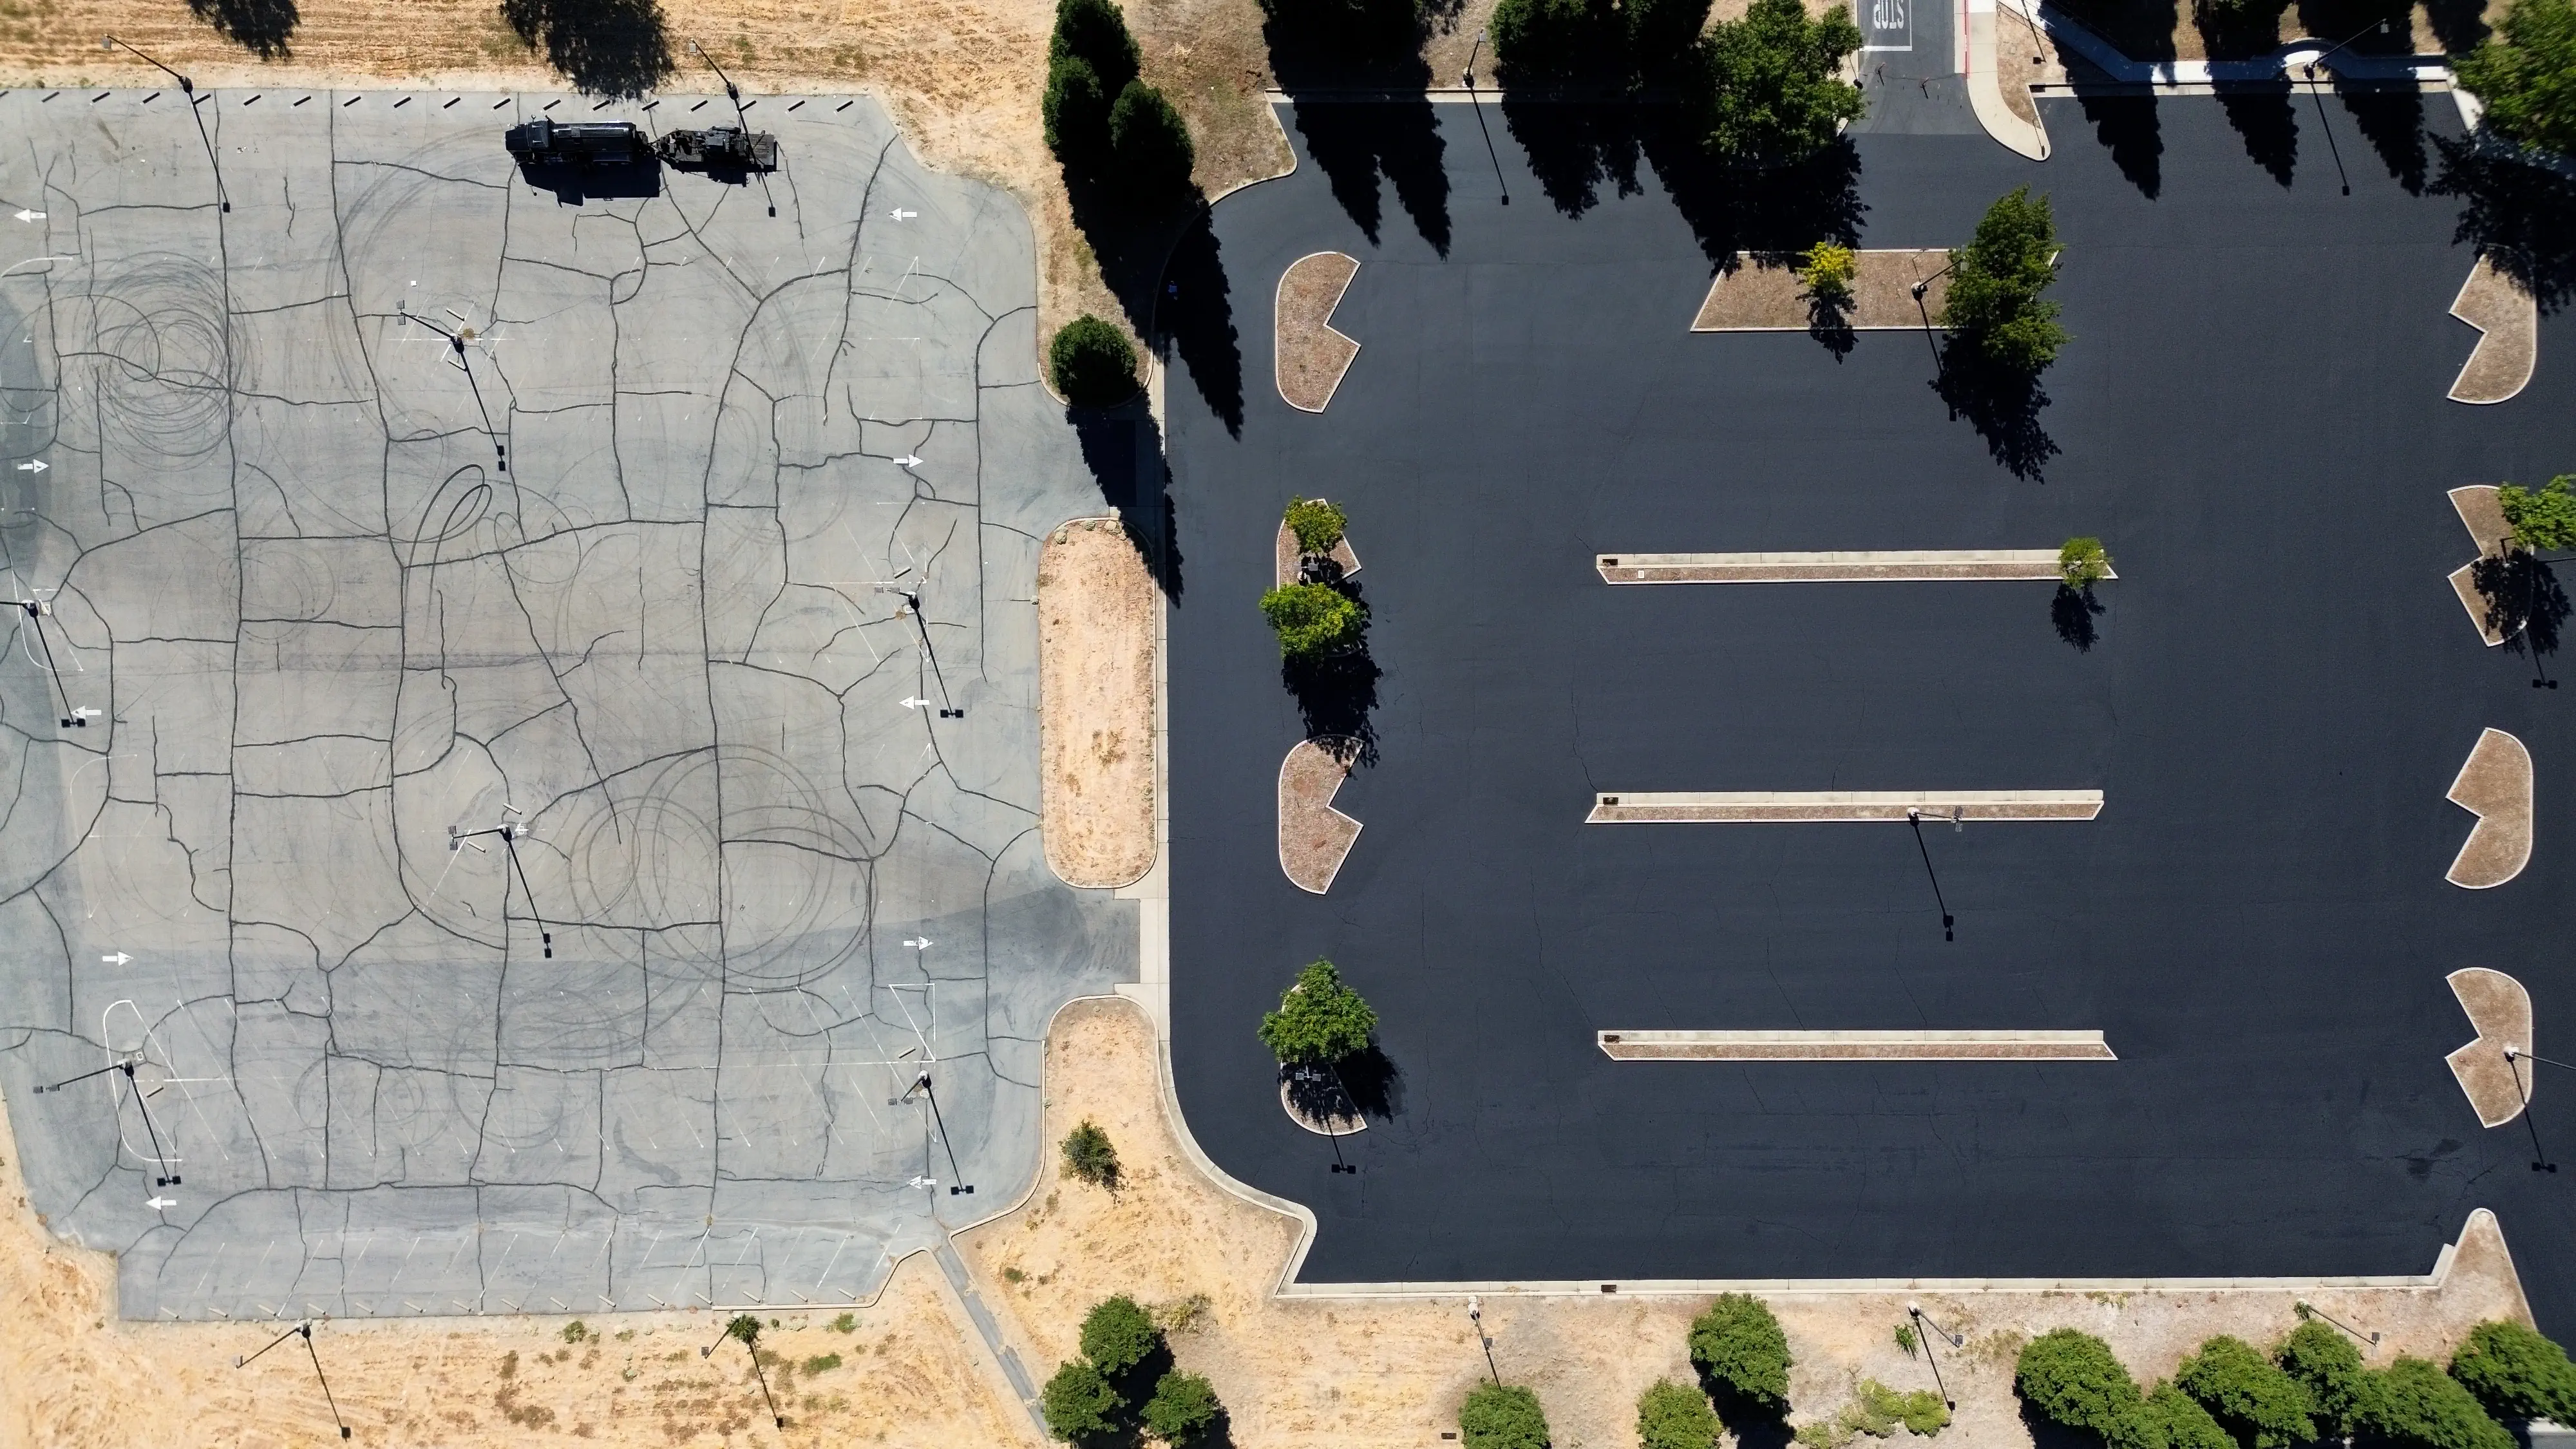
[2019,1401,2102,1449]
[1808,289,1857,360]
[1283,647,1381,764]
[2194,0,2289,57]
[1263,0,1453,256]
[2076,93,2163,198]
[1336,1044,1405,1119]
[2421,0,2490,50]
[187,0,297,59]
[1931,339,2060,480]
[2216,82,2300,185]
[2432,137,2576,316]
[498,0,675,99]
[1072,406,1184,601]
[2052,582,2104,649]
[1696,1380,1794,1449]
[1501,99,1646,218]
[2474,551,2570,656]
[1640,122,1868,270]
[514,154,664,204]
[1074,177,1238,436]
[2340,86,2426,193]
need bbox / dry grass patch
[1041,518,1159,889]
[1275,251,1362,412]
[1692,250,1951,331]
[2445,967,2535,1128]
[1276,737,1361,893]
[2450,254,2539,404]
[2445,726,2533,889]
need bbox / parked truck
[504,117,649,163]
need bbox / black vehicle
[653,126,780,171]
[504,117,650,163]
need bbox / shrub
[1798,242,1856,307]
[1050,0,1140,91]
[802,1352,842,1375]
[1142,1370,1224,1444]
[1050,316,1139,406]
[1491,0,1624,80]
[1152,1294,1213,1336]
[2059,536,2112,589]
[1041,1359,1124,1441]
[2278,1320,2369,1435]
[830,1311,857,1333]
[1688,1293,1793,1410]
[2499,476,2576,551]
[2016,1328,2141,1437]
[2175,1336,2314,1449]
[1258,583,1365,658]
[2113,1381,2237,1449]
[1043,54,1112,164]
[1638,1378,1723,1449]
[1108,79,1195,197]
[1895,1323,1919,1358]
[724,1312,762,1345]
[1939,187,2069,373]
[1683,0,1866,164]
[1079,1295,1161,1378]
[561,1320,589,1343]
[2449,1319,2576,1426]
[1460,1381,1552,1449]
[1257,959,1378,1064]
[2456,0,2576,158]
[1061,1119,1120,1188]
[1285,496,1349,556]
[2353,1357,2514,1449]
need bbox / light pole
[238,1320,352,1439]
[104,35,229,213]
[891,1070,975,1195]
[701,1316,786,1428]
[396,303,509,474]
[1907,1302,1962,1410]
[1467,1296,1501,1385]
[1460,30,1510,207]
[1905,808,1957,941]
[2293,19,2387,196]
[2506,1047,2564,1171]
[2293,1300,2381,1352]
[686,40,777,215]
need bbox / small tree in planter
[1285,497,1348,557]
[1051,315,1139,407]
[1940,187,2069,374]
[1040,1359,1123,1441]
[1258,959,1377,1065]
[2059,536,2112,589]
[1798,242,1855,309]
[2500,475,2576,552]
[1259,582,1365,658]
[1061,1119,1119,1188]
[1142,1370,1224,1445]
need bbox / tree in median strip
[1638,1378,1723,1449]
[1461,1381,1552,1449]
[1259,582,1366,658]
[1689,1293,1793,1412]
[1258,959,1378,1065]
[2059,536,2112,589]
[1940,187,2069,374]
[2448,1319,2576,1428]
[1050,315,1139,407]
[1285,496,1348,557]
[2499,476,2576,552]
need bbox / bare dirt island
[2447,484,2515,647]
[1278,737,1363,893]
[1692,250,1953,331]
[1276,252,1363,412]
[960,997,2537,1449]
[2446,967,2536,1129]
[1041,518,1160,889]
[2445,726,2533,889]
[2450,254,2539,404]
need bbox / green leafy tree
[2353,1358,2515,1449]
[2016,1328,2142,1437]
[2060,536,2112,589]
[2278,1320,2370,1437]
[1079,1295,1161,1378]
[1041,1359,1124,1441]
[1460,1381,1552,1449]
[1051,0,1140,90]
[1257,959,1377,1064]
[1061,1119,1120,1188]
[1050,316,1139,407]
[1688,1293,1793,1410]
[1798,242,1857,308]
[2113,1382,2237,1449]
[2448,1319,2576,1426]
[1628,0,1716,73]
[1142,1370,1224,1444]
[1683,0,1866,164]
[2457,0,2576,158]
[2175,1335,2315,1449]
[1285,497,1348,555]
[1043,54,1112,164]
[1638,1378,1721,1449]
[1109,79,1196,197]
[1257,583,1366,658]
[1490,0,1623,79]
[1939,187,2069,373]
[2499,475,2576,551]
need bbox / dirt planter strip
[2445,726,2533,889]
[1273,515,1361,589]
[2447,486,2513,648]
[1278,737,1362,893]
[2448,254,2539,405]
[2446,967,2537,1129]
[1598,1030,2116,1061]
[1276,252,1361,413]
[1588,790,2103,823]
[1596,550,2103,584]
[1038,519,1159,889]
[1690,250,1953,332]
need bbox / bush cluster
[1040,1295,1226,1444]
[1043,0,1194,196]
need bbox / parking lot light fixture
[2293,1300,2381,1352]
[102,34,193,95]
[1908,1303,1961,1409]
[1468,1296,1500,1385]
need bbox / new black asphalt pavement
[1159,91,2576,1328]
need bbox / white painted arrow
[902,937,933,950]
[893,454,923,468]
[12,209,41,223]
[15,459,46,473]
[101,952,131,965]
[900,697,931,710]
[889,207,917,221]
[70,706,101,721]
[147,1195,175,1211]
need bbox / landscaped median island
[1691,249,1955,332]
[1276,738,1363,893]
[1596,1030,2117,1061]
[2445,967,2537,1129]
[2448,254,2540,405]
[1596,549,2102,583]
[1039,517,1159,889]
[2445,727,2534,889]
[1586,790,2105,823]
[1274,252,1363,413]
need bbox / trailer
[653,126,780,172]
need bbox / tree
[1628,0,1716,75]
[2352,1358,2515,1449]
[1043,53,1112,164]
[2277,1320,2370,1437]
[1051,0,1140,91]
[2113,1382,2238,1449]
[1041,1359,1124,1441]
[1108,79,1196,197]
[2016,1328,2142,1437]
[2175,1335,2316,1449]
[1143,1370,1224,1444]
[725,1312,762,1346]
[2060,536,2112,589]
[1285,497,1348,556]
[2499,475,2576,551]
[1061,1119,1119,1188]
[1688,1294,1793,1410]
[2448,1319,2576,1426]
[1491,0,1623,80]
[1683,0,1866,164]
[1258,959,1378,1064]
[2457,0,2576,158]
[1258,583,1366,658]
[1050,316,1139,407]
[1798,242,1856,308]
[1460,1382,1552,1449]
[1638,1378,1723,1449]
[1939,187,2069,373]
[1079,1296,1161,1378]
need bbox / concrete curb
[1589,790,2104,822]
[1969,0,2053,159]
[2034,2,2453,88]
[1598,549,2110,583]
[1598,1029,2116,1061]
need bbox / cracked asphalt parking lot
[0,88,1131,1321]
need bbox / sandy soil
[2445,967,2535,1128]
[2450,254,2539,404]
[1273,515,1362,588]
[1276,737,1361,893]
[1692,250,1951,331]
[2047,0,2503,63]
[960,996,2538,1449]
[2445,726,2533,888]
[0,1087,1034,1449]
[1040,518,1160,889]
[1275,251,1362,412]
